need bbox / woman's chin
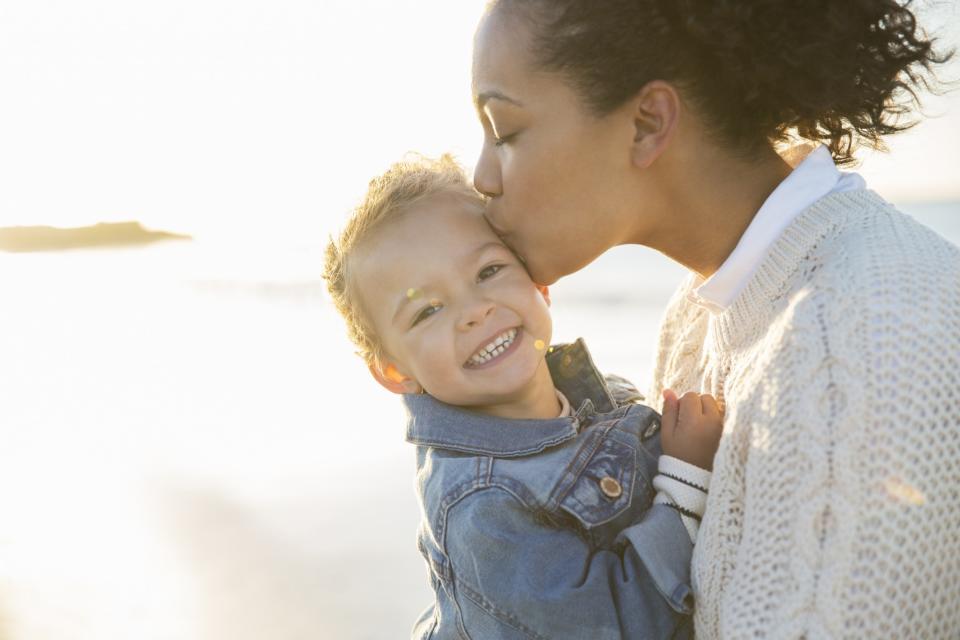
[526,261,560,287]
[526,250,595,286]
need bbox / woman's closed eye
[493,133,517,147]
[483,111,518,147]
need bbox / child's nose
[457,300,496,331]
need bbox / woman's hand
[660,389,724,471]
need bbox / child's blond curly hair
[323,154,481,372]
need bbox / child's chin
[436,380,528,408]
[475,372,539,399]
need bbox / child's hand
[660,389,724,471]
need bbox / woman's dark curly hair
[489,0,953,165]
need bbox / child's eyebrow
[470,241,508,260]
[390,241,507,324]
[392,284,429,325]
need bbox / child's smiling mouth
[464,327,521,369]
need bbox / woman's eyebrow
[474,89,524,111]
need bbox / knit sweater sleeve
[691,223,960,639]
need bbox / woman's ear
[537,284,551,307]
[368,361,422,395]
[630,80,680,170]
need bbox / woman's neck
[639,140,794,280]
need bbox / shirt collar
[690,145,865,313]
[403,338,618,457]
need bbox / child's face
[353,193,554,410]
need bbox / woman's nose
[457,299,496,331]
[473,143,502,198]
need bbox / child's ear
[537,285,551,307]
[369,361,422,395]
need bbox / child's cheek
[417,333,451,374]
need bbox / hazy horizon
[0,0,958,246]
[3,195,960,252]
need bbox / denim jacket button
[643,420,660,440]
[599,476,622,499]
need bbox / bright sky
[1,0,958,243]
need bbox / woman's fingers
[661,388,679,432]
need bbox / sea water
[0,202,957,639]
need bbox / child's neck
[472,361,561,421]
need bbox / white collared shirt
[688,146,866,313]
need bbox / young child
[323,155,723,639]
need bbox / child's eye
[412,303,441,327]
[477,264,504,281]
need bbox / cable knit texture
[648,190,960,639]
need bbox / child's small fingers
[701,394,722,419]
[678,391,702,425]
[661,389,679,431]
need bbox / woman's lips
[483,212,507,237]
[464,327,524,370]
[484,219,526,264]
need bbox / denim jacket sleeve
[441,488,693,639]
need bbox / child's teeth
[468,328,517,366]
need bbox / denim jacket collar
[403,338,619,457]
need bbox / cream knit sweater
[648,190,960,639]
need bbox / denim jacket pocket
[557,430,637,529]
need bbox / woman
[471,1,959,638]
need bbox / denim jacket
[404,339,694,640]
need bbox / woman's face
[471,10,638,286]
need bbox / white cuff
[653,455,712,543]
